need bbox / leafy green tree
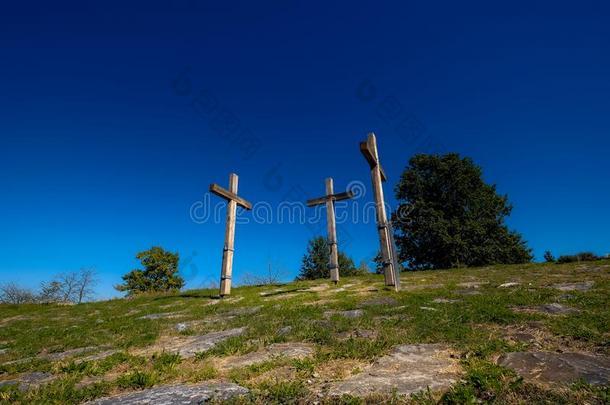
[116,246,184,295]
[297,237,363,280]
[393,153,532,270]
[373,252,385,274]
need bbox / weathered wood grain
[307,178,354,283]
[210,173,252,297]
[361,133,399,290]
[209,183,253,210]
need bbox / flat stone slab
[304,284,330,292]
[454,289,481,296]
[0,372,56,391]
[45,346,100,361]
[76,350,119,363]
[432,298,461,304]
[456,281,488,289]
[174,327,246,358]
[361,297,399,307]
[324,310,364,319]
[498,282,520,288]
[498,352,610,385]
[2,357,35,366]
[329,344,460,397]
[222,343,314,369]
[402,283,444,291]
[336,329,377,340]
[259,289,287,296]
[552,281,594,292]
[224,306,261,316]
[86,383,249,404]
[509,332,537,343]
[512,303,579,315]
[138,312,185,320]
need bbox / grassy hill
[1,260,609,404]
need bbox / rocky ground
[1,260,609,403]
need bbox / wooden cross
[306,178,354,283]
[360,133,401,291]
[209,173,252,297]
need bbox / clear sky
[1,1,609,299]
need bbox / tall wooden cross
[306,178,354,284]
[209,173,252,297]
[360,133,401,291]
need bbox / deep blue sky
[1,1,609,299]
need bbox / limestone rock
[509,332,536,343]
[86,382,249,404]
[324,310,364,319]
[175,322,189,332]
[304,284,330,292]
[2,357,34,366]
[432,298,461,304]
[457,281,487,289]
[224,306,261,317]
[138,312,184,320]
[513,303,579,315]
[497,352,610,385]
[222,343,314,369]
[336,329,377,340]
[77,350,119,363]
[552,281,594,292]
[174,327,246,358]
[361,297,398,307]
[498,282,520,288]
[454,289,481,296]
[329,344,460,397]
[0,372,56,391]
[46,346,99,361]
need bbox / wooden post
[307,178,354,284]
[360,133,401,291]
[325,178,339,283]
[220,174,238,296]
[209,173,252,297]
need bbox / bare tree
[0,282,36,304]
[1,268,98,305]
[76,268,97,303]
[38,280,62,303]
[56,272,80,302]
[44,268,98,304]
[240,263,284,286]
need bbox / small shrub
[256,380,308,403]
[557,252,601,264]
[152,352,181,371]
[116,371,156,389]
[543,251,555,263]
[188,363,218,382]
[292,358,315,374]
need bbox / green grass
[1,260,609,404]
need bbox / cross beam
[209,183,253,210]
[306,191,354,207]
[209,173,252,297]
[359,133,400,291]
[307,178,354,283]
[360,137,387,182]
